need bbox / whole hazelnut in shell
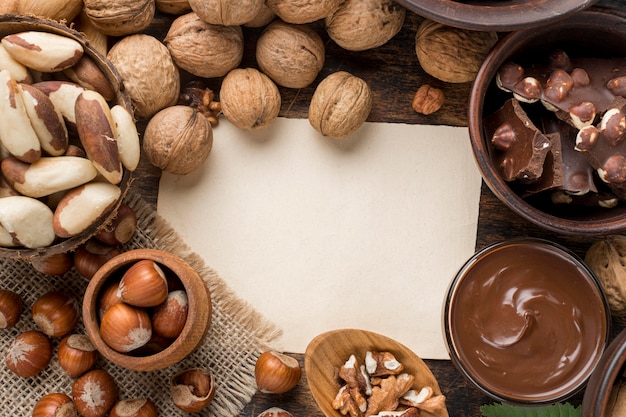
[308,71,372,139]
[221,68,281,130]
[143,105,213,175]
[585,235,626,317]
[107,34,180,119]
[189,0,264,26]
[83,0,156,37]
[415,19,498,84]
[267,0,343,24]
[256,20,325,89]
[164,12,244,79]
[325,0,405,52]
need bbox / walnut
[308,71,372,139]
[107,34,180,119]
[585,235,626,317]
[415,19,498,84]
[188,0,264,26]
[325,0,405,52]
[156,0,191,15]
[143,105,213,175]
[164,12,244,78]
[15,0,83,21]
[412,85,444,115]
[83,0,155,36]
[256,20,325,89]
[220,68,281,130]
[267,0,343,24]
[244,4,277,28]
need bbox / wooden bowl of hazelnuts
[82,249,212,371]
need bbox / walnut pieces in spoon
[332,351,448,417]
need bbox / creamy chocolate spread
[446,241,608,402]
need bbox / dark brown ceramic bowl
[396,0,598,31]
[582,327,626,416]
[468,9,626,236]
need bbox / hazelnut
[267,0,342,24]
[30,252,74,276]
[109,398,157,417]
[188,0,264,25]
[308,71,372,139]
[152,290,189,339]
[164,12,244,79]
[220,68,281,130]
[32,290,79,338]
[257,407,294,417]
[95,203,137,246]
[256,20,325,89]
[412,84,444,115]
[143,105,213,175]
[107,34,180,119]
[74,239,121,280]
[100,302,152,353]
[97,280,122,319]
[32,392,77,417]
[72,369,118,417]
[83,0,155,37]
[325,0,406,52]
[58,334,99,377]
[415,19,498,83]
[170,368,216,412]
[608,76,626,97]
[255,350,302,394]
[118,260,169,307]
[0,288,22,328]
[6,330,52,377]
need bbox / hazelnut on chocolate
[607,76,626,98]
[513,77,542,103]
[599,108,626,145]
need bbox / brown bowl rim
[82,248,212,371]
[0,14,134,259]
[468,9,626,236]
[395,0,599,31]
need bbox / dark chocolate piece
[484,98,552,182]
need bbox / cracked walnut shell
[415,19,498,84]
[165,12,244,79]
[221,68,281,130]
[325,0,405,52]
[585,235,626,317]
[308,71,372,139]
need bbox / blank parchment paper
[157,117,482,359]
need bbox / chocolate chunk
[484,98,552,182]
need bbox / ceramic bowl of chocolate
[469,9,626,235]
[396,0,598,31]
[443,238,610,404]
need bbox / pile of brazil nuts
[0,29,139,249]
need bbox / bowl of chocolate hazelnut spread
[469,9,626,235]
[443,238,610,404]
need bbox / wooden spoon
[305,328,445,417]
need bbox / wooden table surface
[129,1,626,416]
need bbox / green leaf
[480,402,581,417]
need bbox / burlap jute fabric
[0,192,282,415]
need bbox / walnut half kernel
[332,351,448,417]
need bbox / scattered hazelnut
[255,350,302,394]
[151,289,188,339]
[72,369,118,417]
[32,392,76,417]
[73,239,121,280]
[32,290,79,338]
[94,203,137,246]
[30,252,74,276]
[412,85,444,115]
[170,368,216,412]
[58,334,99,377]
[6,330,52,377]
[99,302,152,353]
[109,398,157,417]
[118,260,168,307]
[0,288,22,328]
[257,407,294,417]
